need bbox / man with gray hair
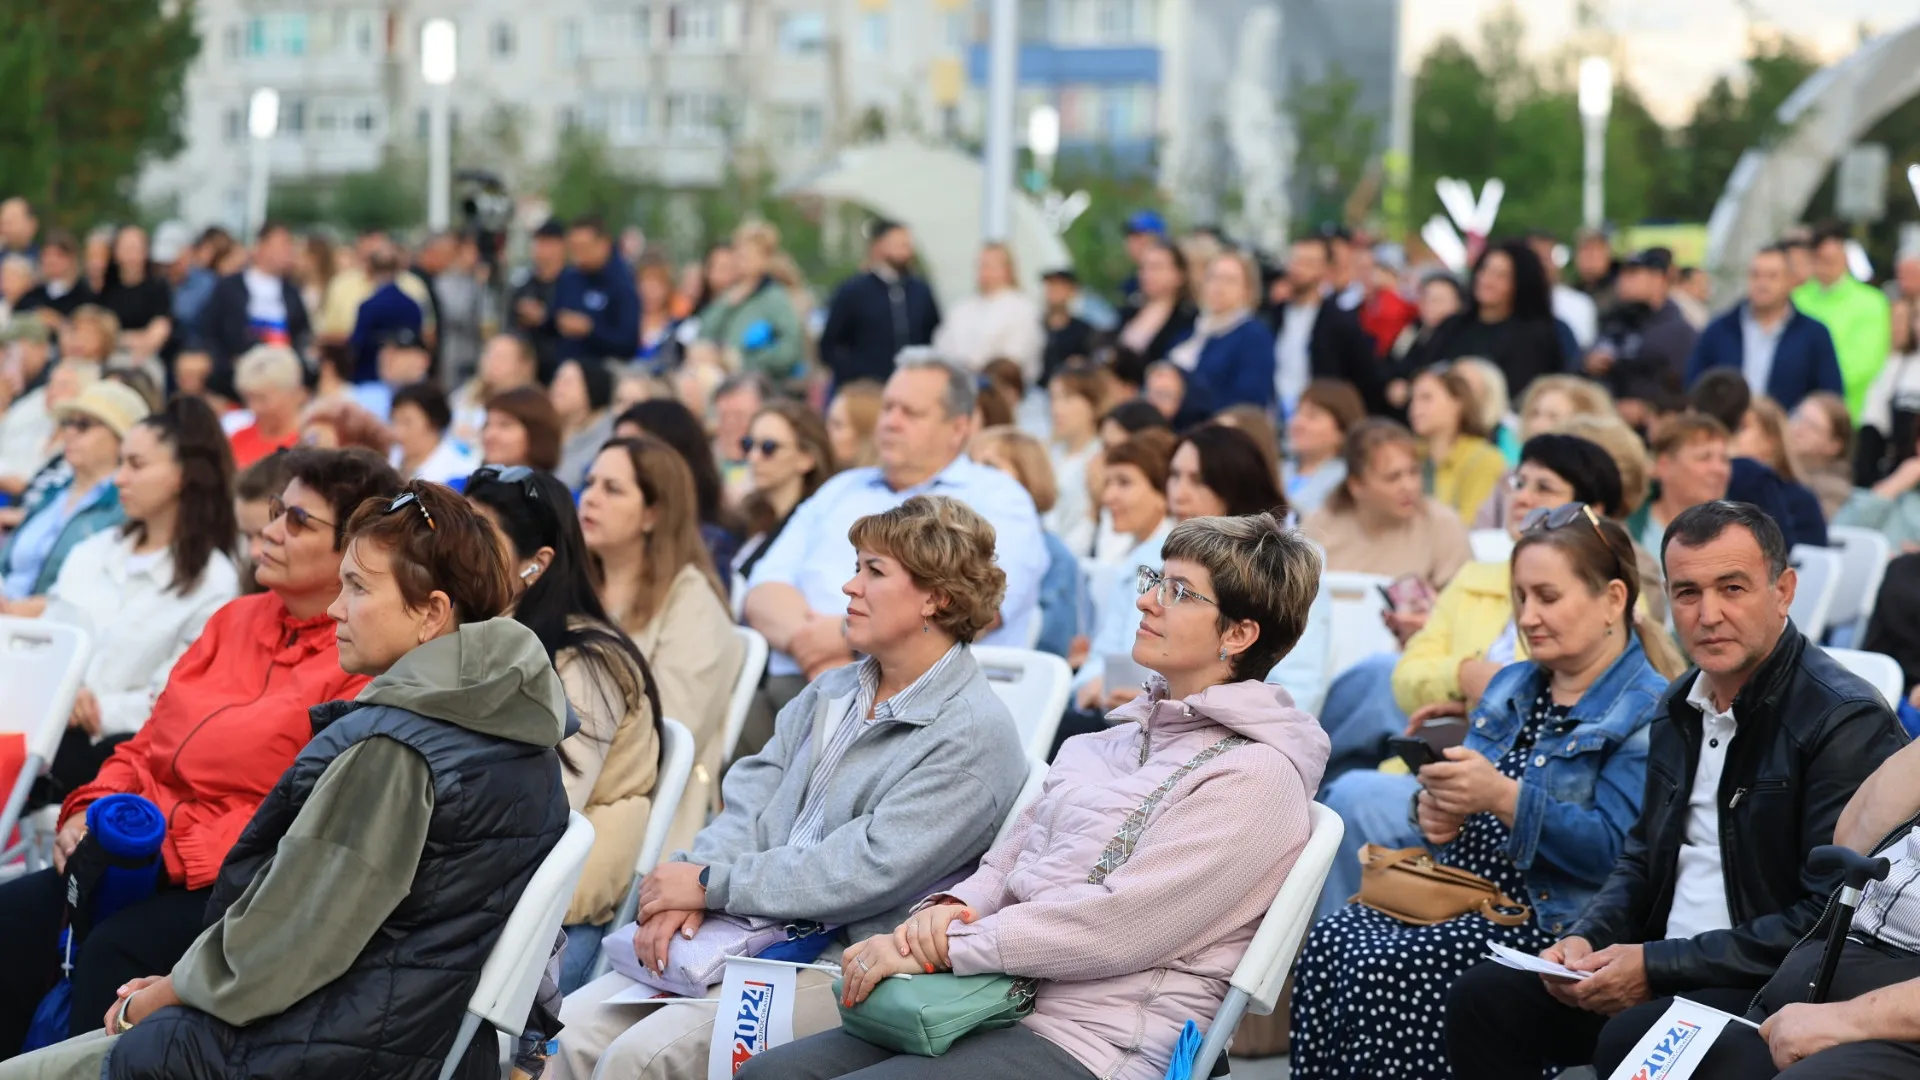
[744,349,1047,720]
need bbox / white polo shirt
[1666,674,1739,940]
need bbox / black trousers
[1444,957,1755,1078]
[26,730,131,811]
[0,869,211,1058]
[1679,939,1920,1079]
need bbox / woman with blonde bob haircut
[743,513,1332,1080]
[552,493,1028,1080]
[971,425,1078,658]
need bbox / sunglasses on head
[471,464,540,500]
[1521,501,1604,539]
[740,437,786,458]
[267,495,335,537]
[387,490,436,531]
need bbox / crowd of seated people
[9,204,1920,1080]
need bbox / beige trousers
[550,970,843,1080]
[0,1030,113,1080]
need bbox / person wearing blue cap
[1116,210,1168,309]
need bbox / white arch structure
[1704,22,1920,288]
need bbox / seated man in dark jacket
[1445,500,1905,1079]
[197,222,312,398]
[1689,369,1828,549]
[3,482,570,1080]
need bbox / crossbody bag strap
[1088,735,1250,885]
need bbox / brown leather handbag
[1351,844,1532,927]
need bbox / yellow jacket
[1428,434,1509,524]
[1392,559,1526,714]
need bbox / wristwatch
[698,865,710,891]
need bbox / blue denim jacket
[1445,634,1669,934]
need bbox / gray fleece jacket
[675,647,1028,941]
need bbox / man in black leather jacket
[1446,500,1906,1078]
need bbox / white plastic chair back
[1192,802,1345,1079]
[1826,526,1892,642]
[993,757,1050,851]
[1788,544,1842,642]
[439,811,595,1080]
[1320,571,1398,679]
[971,646,1072,762]
[720,626,769,764]
[1824,647,1905,711]
[1468,528,1515,564]
[592,718,695,980]
[0,618,90,863]
[729,573,748,622]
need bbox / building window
[349,12,376,55]
[776,11,825,54]
[666,92,724,139]
[943,11,969,50]
[1017,0,1047,41]
[490,20,515,58]
[797,104,824,146]
[633,6,652,45]
[240,14,311,56]
[859,12,887,55]
[354,107,377,133]
[223,25,242,57]
[224,107,243,143]
[555,18,581,62]
[278,14,307,55]
[282,97,306,134]
[1095,0,1131,41]
[669,3,717,47]
[557,105,581,133]
[616,94,650,142]
[315,105,339,133]
[245,18,267,56]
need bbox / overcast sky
[1403,0,1919,124]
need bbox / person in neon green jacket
[1792,229,1891,419]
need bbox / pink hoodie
[942,678,1329,1080]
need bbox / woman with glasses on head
[581,436,744,855]
[466,465,663,994]
[5,482,572,1080]
[0,380,149,614]
[741,514,1330,1080]
[0,448,400,1058]
[736,399,838,584]
[1291,502,1685,1080]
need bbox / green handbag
[834,734,1248,1056]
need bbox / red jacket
[62,591,369,889]
[1359,288,1418,359]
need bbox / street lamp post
[421,19,457,231]
[246,88,279,237]
[981,0,1018,242]
[1578,57,1613,232]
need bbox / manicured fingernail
[924,964,935,974]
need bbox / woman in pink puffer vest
[742,513,1332,1080]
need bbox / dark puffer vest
[107,699,568,1080]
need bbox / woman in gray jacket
[552,494,1030,1080]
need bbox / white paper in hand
[1485,942,1593,981]
[708,956,798,1080]
[1601,998,1736,1080]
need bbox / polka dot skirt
[1289,689,1566,1079]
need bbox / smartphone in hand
[1388,735,1441,774]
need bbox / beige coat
[558,632,661,927]
[627,563,745,858]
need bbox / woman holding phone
[1287,503,1684,1080]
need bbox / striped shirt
[787,644,964,848]
[1856,825,1920,953]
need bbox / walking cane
[1805,844,1892,1003]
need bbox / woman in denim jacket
[1289,503,1687,1079]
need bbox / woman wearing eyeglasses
[1289,503,1685,1080]
[3,481,571,1080]
[0,448,401,1060]
[735,400,838,585]
[741,514,1329,1080]
[465,464,663,994]
[0,381,148,613]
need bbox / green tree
[1288,64,1382,230]
[1664,33,1820,219]
[0,0,199,228]
[332,154,424,234]
[544,130,646,227]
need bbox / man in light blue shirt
[746,352,1047,709]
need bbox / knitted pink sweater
[944,680,1329,1080]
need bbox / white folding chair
[720,626,769,765]
[0,618,90,866]
[1320,571,1398,680]
[1826,526,1892,644]
[1195,802,1345,1079]
[993,756,1050,851]
[1788,544,1843,642]
[971,646,1072,762]
[1468,528,1515,564]
[439,811,595,1080]
[1824,647,1905,711]
[592,718,695,980]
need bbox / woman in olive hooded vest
[2,480,571,1080]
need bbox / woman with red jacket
[0,448,402,1059]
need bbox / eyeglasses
[1136,565,1217,608]
[471,464,540,500]
[387,490,436,531]
[1521,501,1604,539]
[740,437,787,458]
[58,415,99,435]
[267,495,335,536]
[1506,472,1574,498]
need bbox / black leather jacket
[1567,624,1907,993]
